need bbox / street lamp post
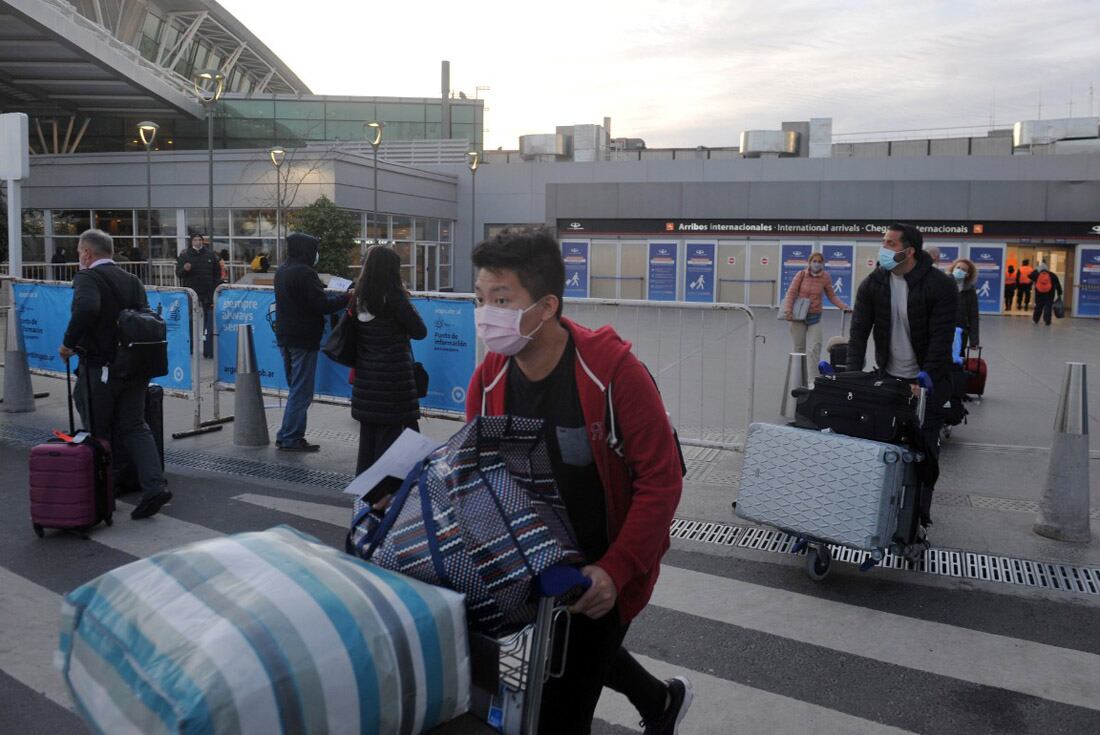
[269,147,286,263]
[138,121,159,281]
[365,121,384,239]
[467,151,480,251]
[192,70,225,250]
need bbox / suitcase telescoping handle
[65,357,76,436]
[64,349,97,438]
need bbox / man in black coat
[176,233,220,358]
[848,223,958,525]
[273,232,352,451]
[59,229,172,520]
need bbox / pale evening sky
[220,0,1099,150]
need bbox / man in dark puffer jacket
[848,223,958,526]
[273,232,352,451]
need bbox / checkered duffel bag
[348,415,583,634]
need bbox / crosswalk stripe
[231,493,350,528]
[595,653,917,735]
[0,568,74,712]
[96,500,220,558]
[650,565,1100,712]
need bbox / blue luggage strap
[347,459,422,558]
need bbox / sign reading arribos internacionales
[559,219,1100,239]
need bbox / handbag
[414,361,429,398]
[321,309,357,367]
[347,415,584,634]
[1053,297,1065,319]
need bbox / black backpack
[88,269,168,380]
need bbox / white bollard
[2,305,35,413]
[233,324,270,447]
[781,352,809,419]
[1034,362,1091,543]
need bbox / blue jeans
[277,347,318,445]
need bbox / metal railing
[1,261,259,288]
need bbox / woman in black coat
[951,257,980,350]
[351,245,427,474]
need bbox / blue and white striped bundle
[56,525,470,735]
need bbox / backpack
[88,269,168,380]
[1035,270,1053,294]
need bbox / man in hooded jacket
[273,232,352,451]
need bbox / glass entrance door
[416,243,438,292]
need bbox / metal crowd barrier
[563,298,757,450]
[0,276,211,438]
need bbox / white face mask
[475,300,546,356]
[314,252,320,266]
[809,262,823,274]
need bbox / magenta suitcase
[29,440,114,535]
[29,358,115,537]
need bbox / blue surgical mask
[952,268,967,281]
[878,247,903,271]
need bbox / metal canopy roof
[0,0,205,118]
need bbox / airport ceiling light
[466,151,480,172]
[193,70,226,104]
[137,121,160,148]
[269,146,286,168]
[365,121,384,148]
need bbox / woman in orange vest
[1004,264,1017,311]
[1015,259,1034,310]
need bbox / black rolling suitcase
[792,371,922,444]
[115,383,165,494]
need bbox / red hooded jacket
[466,317,683,623]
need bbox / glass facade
[50,96,484,154]
[6,208,453,291]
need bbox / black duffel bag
[90,269,168,379]
[792,370,921,444]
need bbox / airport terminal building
[2,0,1099,316]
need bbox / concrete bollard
[2,305,35,413]
[780,352,809,419]
[1034,362,1091,543]
[233,324,270,447]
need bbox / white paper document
[327,276,354,291]
[341,429,442,497]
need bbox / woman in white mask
[781,252,850,376]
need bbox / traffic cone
[1034,362,1091,543]
[780,352,808,419]
[233,324,269,447]
[2,305,35,413]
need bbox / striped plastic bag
[56,525,469,735]
[349,415,584,635]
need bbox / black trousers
[355,420,419,475]
[538,610,667,734]
[1033,295,1054,325]
[1003,284,1016,310]
[1016,284,1032,308]
[75,364,167,501]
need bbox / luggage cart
[469,567,588,735]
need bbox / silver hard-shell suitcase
[735,422,925,578]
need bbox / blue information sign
[1077,247,1100,317]
[780,243,814,302]
[684,243,716,303]
[12,281,194,392]
[647,242,678,301]
[968,246,1004,314]
[215,289,477,412]
[562,241,589,298]
[820,244,853,309]
[933,245,960,273]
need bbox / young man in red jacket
[466,228,692,734]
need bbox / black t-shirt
[505,337,609,562]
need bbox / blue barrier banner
[216,288,476,412]
[968,246,1004,314]
[684,243,716,303]
[647,242,678,301]
[12,281,194,392]
[821,244,853,309]
[411,298,477,412]
[562,241,590,298]
[1077,247,1100,317]
[780,243,814,303]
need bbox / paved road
[3,439,1099,735]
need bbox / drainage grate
[668,519,1100,597]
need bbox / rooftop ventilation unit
[739,130,799,157]
[1013,117,1100,147]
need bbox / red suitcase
[964,346,987,396]
[29,359,115,537]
